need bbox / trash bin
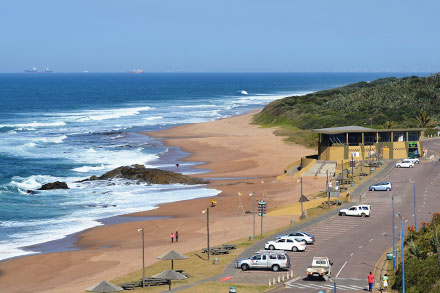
[229,286,237,293]
[213,257,219,264]
[249,235,254,241]
[386,252,393,260]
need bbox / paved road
[277,158,440,292]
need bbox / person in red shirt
[368,272,374,292]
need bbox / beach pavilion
[312,126,424,161]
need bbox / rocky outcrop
[81,164,206,185]
[38,181,69,190]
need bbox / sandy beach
[0,110,323,293]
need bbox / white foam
[32,135,67,144]
[144,116,163,121]
[72,165,106,173]
[0,121,66,129]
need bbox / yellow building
[313,126,424,161]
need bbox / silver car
[235,250,291,272]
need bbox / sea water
[0,72,422,260]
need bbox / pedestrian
[176,163,179,169]
[368,271,374,292]
[170,232,175,243]
[383,274,388,291]
[175,231,179,242]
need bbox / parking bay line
[335,261,348,278]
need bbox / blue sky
[1,0,438,72]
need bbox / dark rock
[38,181,69,190]
[26,190,34,194]
[83,164,206,185]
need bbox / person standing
[170,232,175,243]
[368,272,374,292]
[175,231,179,242]
[383,274,389,291]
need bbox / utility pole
[250,192,256,240]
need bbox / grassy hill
[254,74,440,148]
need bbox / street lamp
[137,228,145,288]
[396,213,405,293]
[250,192,256,240]
[202,208,210,260]
[409,179,417,231]
[392,194,396,270]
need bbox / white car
[406,158,420,164]
[275,231,315,244]
[339,205,371,217]
[395,160,414,168]
[265,237,306,252]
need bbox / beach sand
[0,111,323,293]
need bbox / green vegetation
[254,74,440,147]
[392,214,440,292]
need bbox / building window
[379,132,391,142]
[364,132,376,145]
[393,132,406,142]
[348,133,362,146]
[408,131,420,141]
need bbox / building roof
[313,126,424,134]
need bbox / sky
[1,0,439,73]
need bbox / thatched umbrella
[86,280,123,292]
[153,269,187,291]
[157,250,188,270]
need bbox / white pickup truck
[306,257,332,279]
[339,205,371,217]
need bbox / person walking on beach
[175,231,179,242]
[170,232,175,243]
[368,272,374,292]
[382,274,388,291]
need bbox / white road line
[336,260,348,278]
[359,246,363,249]
[405,220,408,223]
[369,238,373,242]
[350,253,354,256]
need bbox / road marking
[350,253,354,256]
[369,238,374,242]
[336,261,347,278]
[405,220,408,223]
[359,246,363,249]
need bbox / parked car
[235,250,291,271]
[306,257,332,279]
[339,205,371,217]
[265,237,307,252]
[396,160,414,168]
[406,158,420,164]
[369,181,392,191]
[275,231,315,244]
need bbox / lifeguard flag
[238,192,243,196]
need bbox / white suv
[339,205,371,217]
[265,237,306,252]
[396,159,414,168]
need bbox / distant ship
[82,69,89,73]
[24,67,53,73]
[129,69,144,74]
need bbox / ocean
[0,72,424,261]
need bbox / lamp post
[396,213,405,293]
[202,207,210,260]
[392,194,396,270]
[137,228,145,288]
[250,192,256,240]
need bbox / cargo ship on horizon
[129,68,144,74]
[24,67,53,73]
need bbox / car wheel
[397,165,401,168]
[241,264,249,271]
[340,212,346,216]
[269,245,275,250]
[386,187,391,191]
[272,264,280,272]
[371,187,375,191]
[292,246,298,252]
[410,165,414,168]
[361,213,366,218]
